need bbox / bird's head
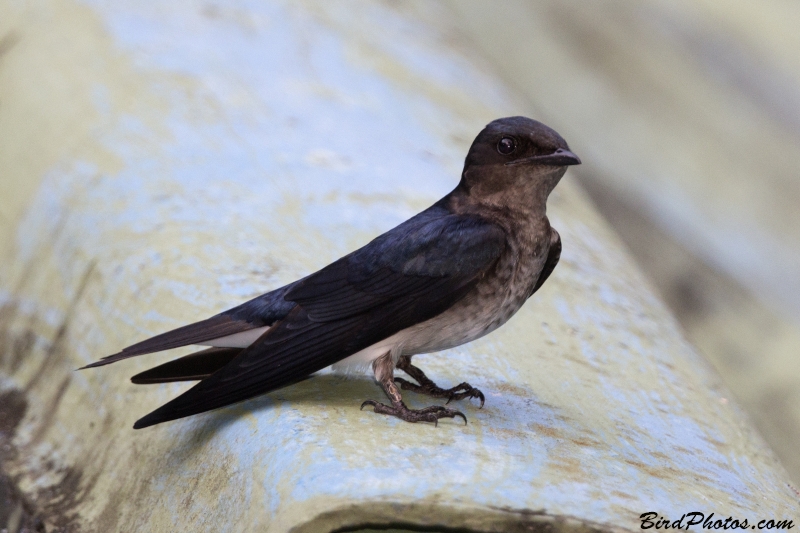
[460,116,580,207]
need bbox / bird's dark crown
[463,116,578,170]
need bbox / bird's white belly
[331,331,408,373]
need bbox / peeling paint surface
[0,1,797,532]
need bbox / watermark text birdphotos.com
[640,513,794,530]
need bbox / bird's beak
[505,148,581,167]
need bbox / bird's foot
[360,400,466,426]
[394,377,486,408]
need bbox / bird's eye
[497,137,516,155]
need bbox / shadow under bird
[82,116,581,429]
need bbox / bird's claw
[394,377,485,408]
[360,399,379,411]
[445,385,486,409]
[360,399,467,426]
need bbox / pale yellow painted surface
[0,1,797,532]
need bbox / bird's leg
[394,355,485,408]
[360,352,466,426]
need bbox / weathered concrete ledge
[0,1,797,532]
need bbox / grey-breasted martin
[83,116,580,429]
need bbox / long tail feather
[80,315,254,369]
[130,347,243,384]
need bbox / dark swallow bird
[83,116,580,429]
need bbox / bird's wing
[133,209,506,428]
[82,283,298,368]
[530,227,561,296]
